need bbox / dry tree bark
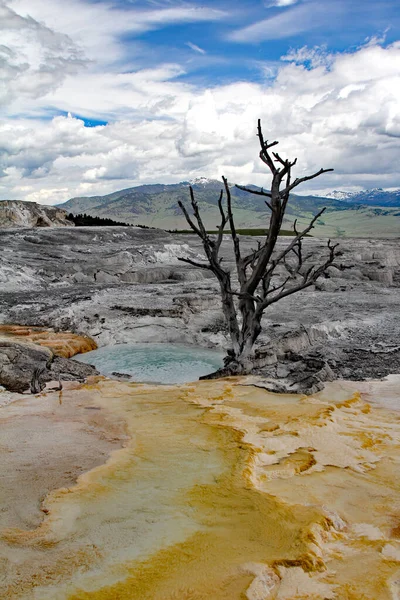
[30,366,46,394]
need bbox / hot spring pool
[75,343,224,384]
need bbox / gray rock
[364,269,393,285]
[315,279,343,292]
[73,272,93,284]
[0,341,53,393]
[95,271,120,284]
[0,341,98,393]
[276,364,291,378]
[111,371,132,380]
[47,356,98,382]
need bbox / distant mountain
[0,200,72,228]
[325,188,400,207]
[58,180,400,238]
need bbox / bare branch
[271,207,326,268]
[242,242,263,269]
[223,176,244,285]
[266,275,291,296]
[214,189,228,255]
[271,152,293,183]
[227,290,261,303]
[179,187,230,278]
[280,168,334,197]
[217,189,226,222]
[177,257,212,270]
[272,152,287,168]
[223,177,240,259]
[189,186,210,243]
[257,118,279,174]
[257,238,339,313]
[235,184,272,199]
[280,165,292,217]
[177,200,202,237]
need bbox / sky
[1,0,400,205]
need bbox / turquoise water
[75,343,224,384]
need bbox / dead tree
[178,119,339,375]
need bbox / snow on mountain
[324,188,400,207]
[188,177,217,186]
[324,190,356,201]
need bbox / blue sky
[1,0,400,203]
[137,0,400,84]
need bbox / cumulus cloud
[1,0,400,203]
[0,1,86,108]
[1,0,225,117]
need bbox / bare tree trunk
[235,310,262,373]
[219,279,241,356]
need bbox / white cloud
[1,1,400,203]
[0,1,86,108]
[10,0,225,66]
[281,45,332,68]
[229,1,342,43]
[186,42,206,54]
[1,0,225,117]
[267,0,299,6]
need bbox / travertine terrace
[1,226,399,383]
[0,226,400,599]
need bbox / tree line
[67,213,155,229]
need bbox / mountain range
[325,188,400,207]
[58,179,400,238]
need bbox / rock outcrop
[0,341,53,393]
[0,200,72,228]
[0,327,98,393]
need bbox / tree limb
[270,207,326,268]
[214,189,228,256]
[223,176,241,264]
[189,186,211,245]
[235,184,272,199]
[280,168,334,197]
[177,200,202,237]
[177,257,212,270]
[257,118,279,174]
[257,238,338,313]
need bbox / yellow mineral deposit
[0,325,97,357]
[1,375,399,599]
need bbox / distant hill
[0,200,72,228]
[58,179,400,238]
